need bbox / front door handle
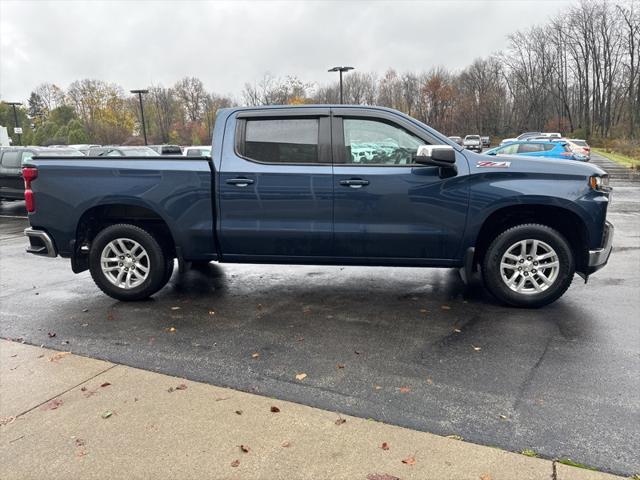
[339,178,369,188]
[226,177,254,187]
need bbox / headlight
[589,175,610,191]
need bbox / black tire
[482,224,575,308]
[89,224,170,301]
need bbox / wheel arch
[72,203,177,273]
[473,204,590,274]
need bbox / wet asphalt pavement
[0,153,638,476]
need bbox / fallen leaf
[75,438,86,447]
[100,382,111,388]
[82,308,89,312]
[441,305,451,310]
[167,387,174,393]
[296,336,305,342]
[80,386,87,392]
[399,386,411,393]
[354,350,361,355]
[295,373,307,381]
[281,441,291,447]
[48,351,71,362]
[335,416,346,425]
[166,327,177,333]
[81,323,89,327]
[453,328,462,333]
[231,459,240,467]
[367,475,400,480]
[42,399,63,411]
[381,442,390,450]
[446,434,463,441]
[336,363,345,369]
[235,410,243,415]
[472,346,482,351]
[0,416,16,426]
[10,354,17,357]
[270,406,280,413]
[239,444,250,453]
[480,474,492,480]
[175,384,187,390]
[426,378,433,385]
[402,454,417,465]
[208,310,215,315]
[47,332,56,338]
[499,414,508,420]
[374,385,382,390]
[420,309,428,313]
[170,306,181,311]
[251,352,260,359]
[101,410,113,419]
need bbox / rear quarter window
[1,151,21,168]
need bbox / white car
[567,139,591,161]
[463,135,483,152]
[183,146,212,157]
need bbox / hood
[465,151,607,177]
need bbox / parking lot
[0,153,638,476]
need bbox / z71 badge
[476,160,511,168]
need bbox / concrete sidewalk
[0,340,625,480]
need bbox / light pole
[6,102,22,146]
[130,89,149,145]
[328,66,354,104]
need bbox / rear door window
[242,118,319,164]
[518,143,544,153]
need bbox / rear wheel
[89,224,170,301]
[482,224,575,308]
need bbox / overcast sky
[1,0,574,102]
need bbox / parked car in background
[69,144,100,155]
[148,144,183,155]
[567,139,591,160]
[22,104,613,308]
[484,140,587,161]
[463,135,483,152]
[183,145,212,157]
[87,146,160,157]
[448,136,463,146]
[1,147,83,200]
[540,132,562,138]
[481,136,491,148]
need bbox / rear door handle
[339,179,369,188]
[226,177,254,187]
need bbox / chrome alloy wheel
[500,239,560,295]
[100,238,150,289]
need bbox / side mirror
[413,145,456,167]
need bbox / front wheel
[89,224,170,301]
[482,224,575,308]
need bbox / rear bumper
[24,228,57,258]
[587,221,613,273]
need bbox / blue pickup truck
[23,105,613,308]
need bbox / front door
[331,110,469,261]
[218,109,333,260]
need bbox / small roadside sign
[14,127,23,134]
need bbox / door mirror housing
[413,145,456,167]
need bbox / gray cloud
[0,0,573,102]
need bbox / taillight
[22,167,38,213]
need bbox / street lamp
[6,102,22,146]
[130,89,149,145]
[328,66,354,104]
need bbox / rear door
[331,108,469,261]
[218,108,333,259]
[0,150,25,199]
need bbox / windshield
[571,140,587,147]
[465,136,480,140]
[41,149,84,157]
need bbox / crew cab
[23,105,613,308]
